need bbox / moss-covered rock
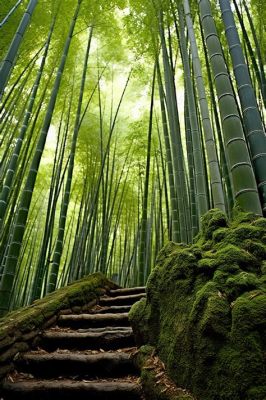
[129,209,266,400]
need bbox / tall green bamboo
[184,86,198,237]
[199,19,234,213]
[68,71,131,283]
[159,11,189,243]
[156,60,180,242]
[0,0,24,28]
[31,92,72,302]
[0,17,55,225]
[219,0,266,214]
[242,0,266,105]
[138,67,155,285]
[183,0,225,213]
[156,129,170,238]
[178,5,209,222]
[47,27,93,293]
[0,0,38,100]
[198,0,262,215]
[0,44,44,124]
[232,0,266,109]
[0,0,82,316]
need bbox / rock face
[129,208,266,400]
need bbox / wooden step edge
[2,378,142,393]
[58,313,129,320]
[89,305,132,314]
[102,293,146,301]
[42,328,134,338]
[109,287,146,297]
[19,351,132,362]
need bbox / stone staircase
[1,286,146,399]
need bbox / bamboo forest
[0,0,265,399]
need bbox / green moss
[198,292,231,338]
[225,272,260,301]
[231,292,266,334]
[130,209,266,400]
[200,209,228,240]
[211,244,259,272]
[156,242,184,267]
[247,386,266,400]
[212,270,229,285]
[242,239,266,260]
[197,244,258,276]
[197,258,216,274]
[129,298,151,345]
[217,224,263,247]
[168,251,197,280]
[231,205,258,226]
[190,282,218,323]
[212,227,228,243]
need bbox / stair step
[77,326,131,333]
[99,293,146,307]
[90,305,132,314]
[109,287,146,297]
[2,378,142,400]
[41,329,135,351]
[16,351,137,378]
[58,313,129,329]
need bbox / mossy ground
[129,208,266,400]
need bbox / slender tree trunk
[219,0,266,214]
[0,0,24,28]
[242,0,266,104]
[0,17,55,225]
[159,11,189,243]
[47,27,93,293]
[232,0,266,109]
[0,0,38,100]
[183,0,225,213]
[184,86,198,237]
[198,0,262,215]
[178,5,209,222]
[0,0,83,316]
[156,60,180,242]
[138,67,155,286]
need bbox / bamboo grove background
[0,0,265,316]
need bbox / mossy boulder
[129,209,266,400]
